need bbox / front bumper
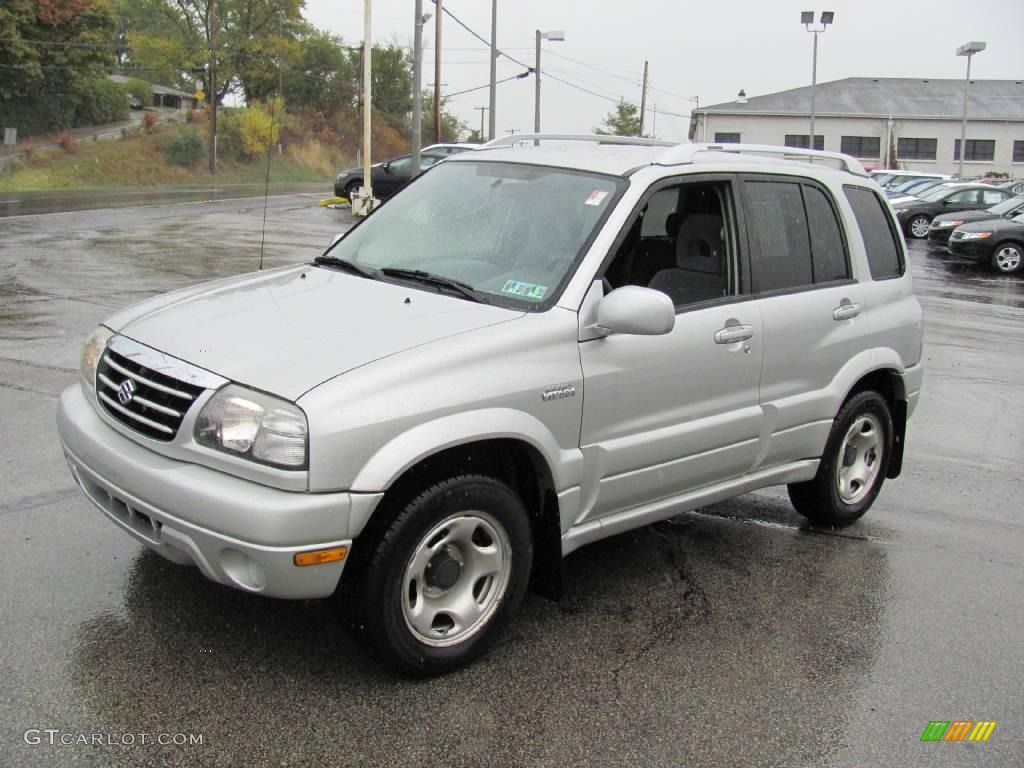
[948,239,992,265]
[57,384,357,599]
[927,227,955,246]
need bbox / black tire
[343,475,532,676]
[990,241,1024,274]
[788,391,893,527]
[907,214,931,239]
[343,180,361,202]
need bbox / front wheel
[343,180,361,203]
[991,242,1023,274]
[345,475,532,676]
[908,215,931,239]
[788,391,893,527]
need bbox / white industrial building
[689,78,1024,176]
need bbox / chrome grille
[94,336,226,441]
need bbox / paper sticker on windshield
[502,280,548,300]
[585,190,609,206]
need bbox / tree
[0,0,121,135]
[420,92,464,144]
[595,100,643,137]
[277,28,354,113]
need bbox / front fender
[349,407,584,495]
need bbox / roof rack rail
[656,143,869,177]
[481,133,676,149]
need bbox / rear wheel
[908,215,931,239]
[991,242,1023,274]
[788,391,893,527]
[343,475,532,676]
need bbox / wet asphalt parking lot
[0,191,1022,767]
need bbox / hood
[889,195,921,206]
[932,209,994,225]
[338,163,382,177]
[105,264,522,400]
[956,217,1024,234]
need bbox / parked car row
[333,143,479,200]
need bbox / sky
[303,0,1024,143]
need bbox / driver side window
[602,180,735,308]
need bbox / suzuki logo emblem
[117,379,137,405]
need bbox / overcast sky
[303,0,1024,143]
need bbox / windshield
[919,185,958,202]
[324,161,623,307]
[989,195,1024,215]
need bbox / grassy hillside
[0,122,354,192]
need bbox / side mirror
[596,286,675,336]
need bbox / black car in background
[948,212,1024,273]
[893,183,1012,239]
[333,151,446,199]
[928,194,1024,246]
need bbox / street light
[956,41,986,179]
[801,10,834,152]
[534,29,565,140]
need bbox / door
[740,175,867,468]
[577,177,764,524]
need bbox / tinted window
[946,190,978,204]
[1014,141,1024,163]
[843,186,904,280]
[803,185,850,282]
[840,136,881,159]
[714,132,741,144]
[897,137,937,160]
[744,180,812,291]
[981,189,1006,205]
[954,139,995,162]
[785,134,824,151]
[387,156,411,173]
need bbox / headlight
[80,325,114,393]
[957,231,992,240]
[195,385,308,469]
[935,220,963,228]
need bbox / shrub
[240,99,283,156]
[215,108,245,160]
[19,139,38,160]
[123,78,153,109]
[142,111,159,132]
[74,79,130,126]
[163,130,205,166]
[55,131,77,154]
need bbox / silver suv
[57,136,924,675]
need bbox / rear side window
[803,185,850,282]
[843,185,905,279]
[743,180,812,291]
[742,178,850,292]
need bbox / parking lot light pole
[534,30,565,142]
[956,41,986,179]
[801,10,834,151]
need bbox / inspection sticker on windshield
[502,280,548,300]
[585,190,609,206]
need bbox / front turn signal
[294,546,348,567]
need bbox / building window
[714,132,741,144]
[1014,141,1024,163]
[954,139,995,162]
[897,138,937,161]
[785,134,824,151]
[840,136,881,159]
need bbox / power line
[541,49,640,85]
[445,70,530,99]
[429,0,533,71]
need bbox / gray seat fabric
[648,214,726,305]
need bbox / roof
[107,75,196,100]
[452,142,669,177]
[697,77,1024,121]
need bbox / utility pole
[433,0,442,143]
[411,0,424,174]
[488,0,497,140]
[356,0,373,214]
[475,106,488,142]
[638,60,648,138]
[208,0,217,174]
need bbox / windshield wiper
[313,255,377,279]
[379,268,489,304]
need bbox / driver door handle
[714,324,754,344]
[833,302,863,321]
